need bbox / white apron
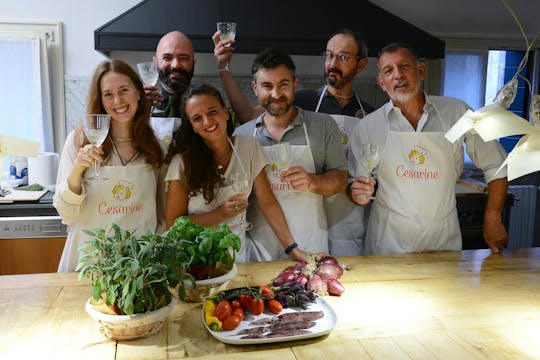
[248,123,328,260]
[187,143,269,263]
[150,117,181,146]
[58,164,158,272]
[365,110,461,255]
[316,85,367,256]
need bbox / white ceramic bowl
[182,263,237,302]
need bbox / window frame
[0,21,65,153]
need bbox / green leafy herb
[77,224,194,315]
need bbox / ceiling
[370,0,540,43]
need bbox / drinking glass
[357,144,380,200]
[217,22,236,70]
[83,114,110,181]
[230,173,252,231]
[136,61,158,87]
[272,143,296,196]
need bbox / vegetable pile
[205,283,317,331]
[272,254,345,296]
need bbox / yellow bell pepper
[204,299,222,331]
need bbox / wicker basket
[85,297,177,341]
[182,263,237,302]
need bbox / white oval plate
[203,296,337,345]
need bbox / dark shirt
[294,86,374,118]
[152,88,182,118]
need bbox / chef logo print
[407,145,427,166]
[112,180,134,201]
[271,162,282,179]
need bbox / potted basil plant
[164,217,241,302]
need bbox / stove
[0,192,67,238]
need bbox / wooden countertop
[2,248,540,359]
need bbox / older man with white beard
[347,43,509,255]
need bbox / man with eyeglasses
[213,29,372,257]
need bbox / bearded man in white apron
[348,43,509,255]
[234,49,348,260]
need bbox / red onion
[295,274,309,287]
[326,278,345,296]
[306,274,327,296]
[272,270,297,286]
[315,264,341,280]
[318,256,344,277]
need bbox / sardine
[236,320,317,335]
[249,311,324,325]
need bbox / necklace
[332,92,354,100]
[112,137,133,142]
[215,143,232,172]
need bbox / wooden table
[1,248,540,359]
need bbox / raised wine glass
[217,22,236,71]
[83,114,110,181]
[230,173,252,231]
[357,144,381,200]
[136,61,158,87]
[272,142,296,196]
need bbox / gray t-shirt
[234,107,347,173]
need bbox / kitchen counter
[1,248,539,359]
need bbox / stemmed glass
[217,22,236,71]
[83,114,110,181]
[136,61,158,87]
[272,143,296,196]
[357,144,381,200]
[230,173,252,231]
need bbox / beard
[261,96,294,117]
[387,81,422,104]
[326,67,355,89]
[158,67,194,96]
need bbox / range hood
[95,0,445,59]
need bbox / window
[0,21,65,156]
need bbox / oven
[0,192,67,275]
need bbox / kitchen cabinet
[0,236,65,275]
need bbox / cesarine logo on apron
[395,145,440,180]
[98,179,144,215]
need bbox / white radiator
[507,185,538,248]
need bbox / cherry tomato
[239,294,253,310]
[213,300,232,321]
[267,299,283,314]
[233,307,245,321]
[250,298,264,315]
[260,284,274,300]
[222,314,242,330]
[231,299,241,309]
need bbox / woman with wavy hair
[165,84,307,262]
[54,59,167,272]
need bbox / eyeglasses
[322,51,362,64]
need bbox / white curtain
[0,37,53,151]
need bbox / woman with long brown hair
[165,84,308,262]
[54,59,167,272]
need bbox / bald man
[147,31,196,118]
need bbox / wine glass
[357,144,380,200]
[136,61,158,87]
[217,22,236,70]
[272,143,296,196]
[230,173,252,231]
[83,114,110,181]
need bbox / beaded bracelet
[284,242,298,255]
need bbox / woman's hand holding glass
[226,173,252,232]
